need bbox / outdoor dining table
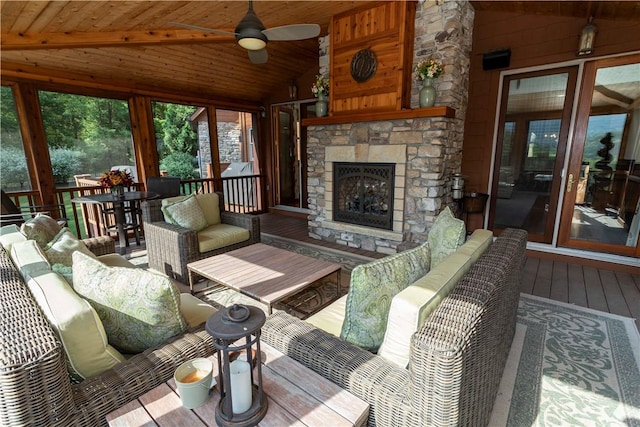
[72,191,158,254]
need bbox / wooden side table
[106,342,369,427]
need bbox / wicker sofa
[140,191,260,284]
[261,228,528,426]
[0,234,218,427]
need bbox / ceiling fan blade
[263,24,320,41]
[248,49,268,64]
[168,21,238,37]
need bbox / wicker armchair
[261,228,528,426]
[140,192,260,283]
[0,236,216,427]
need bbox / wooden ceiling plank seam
[20,0,67,33]
[1,61,261,110]
[1,29,235,50]
[4,0,49,33]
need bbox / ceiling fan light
[238,37,267,50]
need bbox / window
[152,101,203,179]
[0,86,31,191]
[38,91,135,187]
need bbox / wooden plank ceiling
[2,1,638,105]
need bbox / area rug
[491,294,640,427]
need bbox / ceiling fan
[169,0,320,64]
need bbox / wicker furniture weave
[140,192,260,284]
[261,228,527,427]
[0,236,217,427]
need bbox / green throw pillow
[71,252,188,353]
[43,228,96,267]
[161,194,208,231]
[428,206,466,267]
[20,213,62,248]
[340,241,430,352]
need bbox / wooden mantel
[301,106,456,127]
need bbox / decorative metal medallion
[350,49,377,83]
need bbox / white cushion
[23,268,125,380]
[180,293,217,328]
[43,228,96,267]
[377,229,493,368]
[306,294,348,337]
[0,224,27,252]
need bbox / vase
[419,77,436,108]
[315,93,328,117]
[111,185,125,199]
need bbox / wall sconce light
[577,17,596,56]
[288,80,298,100]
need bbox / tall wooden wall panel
[330,2,416,115]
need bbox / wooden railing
[2,174,266,240]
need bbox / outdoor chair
[141,191,260,283]
[146,176,181,198]
[0,189,67,227]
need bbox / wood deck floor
[259,212,640,329]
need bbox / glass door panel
[491,67,577,243]
[559,57,640,256]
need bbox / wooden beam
[1,29,234,51]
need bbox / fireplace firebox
[333,162,395,230]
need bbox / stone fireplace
[305,1,474,254]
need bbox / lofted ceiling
[2,1,638,106]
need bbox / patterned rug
[196,234,376,319]
[491,294,640,427]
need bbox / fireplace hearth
[333,162,395,230]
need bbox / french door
[558,54,640,257]
[490,67,578,243]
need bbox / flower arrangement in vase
[312,74,330,117]
[414,58,444,108]
[100,169,134,197]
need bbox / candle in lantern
[230,359,252,413]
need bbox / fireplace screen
[333,162,394,230]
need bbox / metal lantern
[452,173,466,200]
[577,17,596,56]
[206,304,268,427]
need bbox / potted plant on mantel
[414,58,444,108]
[312,74,329,117]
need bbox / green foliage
[50,148,85,183]
[154,103,198,155]
[0,147,29,189]
[160,152,197,179]
[39,91,85,148]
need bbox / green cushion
[195,192,221,226]
[340,241,430,352]
[22,268,125,381]
[72,252,188,353]
[43,228,96,267]
[161,194,208,231]
[428,206,466,267]
[180,293,217,328]
[20,213,62,248]
[197,223,250,253]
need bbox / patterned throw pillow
[161,194,208,231]
[428,206,466,267]
[43,228,96,267]
[340,241,430,352]
[72,252,188,353]
[20,213,62,248]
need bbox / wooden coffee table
[106,342,369,427]
[187,243,342,314]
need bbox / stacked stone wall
[307,1,474,252]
